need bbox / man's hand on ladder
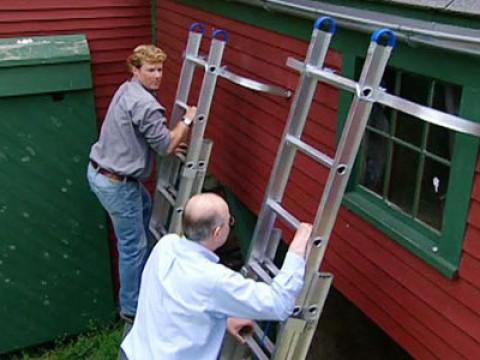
[227,317,255,344]
[174,142,189,159]
[289,223,313,258]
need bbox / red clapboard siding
[0,0,153,296]
[0,0,152,123]
[158,1,480,359]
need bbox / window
[343,62,479,278]
[361,68,460,232]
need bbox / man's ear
[212,226,221,239]
[131,66,140,77]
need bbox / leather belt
[90,160,136,183]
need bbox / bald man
[121,193,312,360]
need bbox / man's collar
[180,236,220,263]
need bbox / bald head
[183,193,229,242]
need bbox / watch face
[183,117,193,126]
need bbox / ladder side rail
[192,139,214,195]
[248,19,336,263]
[273,274,333,360]
[289,273,333,360]
[300,31,396,304]
[170,25,204,127]
[149,25,204,238]
[169,32,228,233]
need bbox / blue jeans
[87,163,151,316]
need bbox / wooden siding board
[0,0,147,9]
[464,226,480,260]
[472,174,480,202]
[0,8,150,23]
[342,207,480,316]
[340,209,480,319]
[459,253,480,289]
[332,221,480,358]
[467,200,480,227]
[326,258,445,360]
[0,1,152,123]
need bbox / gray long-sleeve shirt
[89,78,171,181]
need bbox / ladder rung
[287,57,357,93]
[149,223,166,241]
[252,323,275,354]
[285,134,333,168]
[249,260,273,284]
[156,183,176,206]
[244,335,270,360]
[175,100,188,110]
[266,199,300,229]
[185,54,207,68]
[263,258,280,277]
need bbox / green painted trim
[340,49,480,278]
[343,192,457,277]
[151,0,157,45]
[441,88,480,263]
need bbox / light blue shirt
[121,234,306,360]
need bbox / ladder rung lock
[182,166,197,178]
[336,163,348,175]
[266,199,300,230]
[285,134,333,168]
[306,305,319,318]
[292,305,302,317]
[356,85,374,101]
[312,237,324,247]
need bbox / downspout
[229,0,480,56]
[151,0,157,45]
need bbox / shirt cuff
[282,251,306,273]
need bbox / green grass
[8,322,124,360]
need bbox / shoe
[119,312,135,324]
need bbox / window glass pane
[387,144,419,214]
[395,73,430,146]
[417,158,450,230]
[427,83,460,160]
[427,124,454,161]
[360,129,388,195]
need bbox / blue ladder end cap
[314,16,336,34]
[371,28,396,48]
[189,22,205,34]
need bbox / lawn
[8,322,124,360]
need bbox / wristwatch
[182,116,193,127]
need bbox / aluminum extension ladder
[222,15,480,360]
[150,23,291,239]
